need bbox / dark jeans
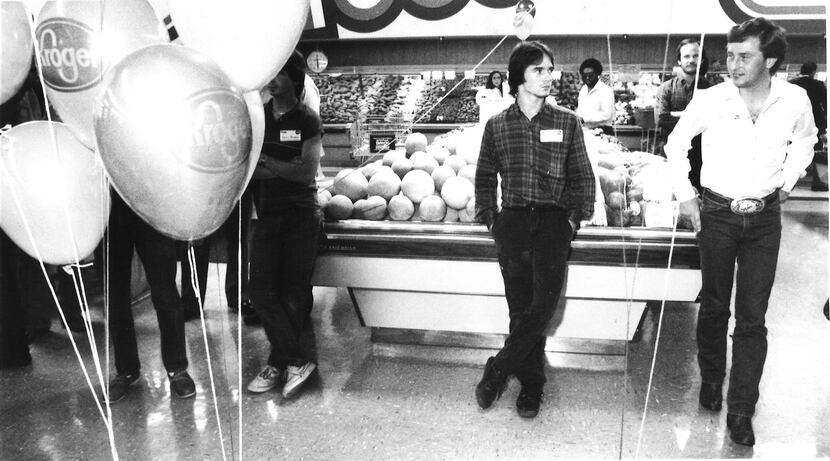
[249,206,321,368]
[108,195,187,375]
[180,186,256,309]
[491,207,573,386]
[0,231,31,368]
[697,189,781,418]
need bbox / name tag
[279,130,301,142]
[540,129,563,143]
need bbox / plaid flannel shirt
[474,103,595,229]
[655,75,710,140]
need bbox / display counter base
[370,327,631,356]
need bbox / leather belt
[702,188,778,216]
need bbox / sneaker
[168,370,196,399]
[247,365,284,393]
[282,362,316,399]
[104,372,140,404]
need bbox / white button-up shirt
[665,78,818,202]
[576,80,616,128]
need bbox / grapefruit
[359,159,384,179]
[401,170,435,204]
[427,144,450,165]
[444,207,459,222]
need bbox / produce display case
[311,220,701,354]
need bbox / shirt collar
[722,77,783,105]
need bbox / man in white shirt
[665,17,817,447]
[576,58,615,133]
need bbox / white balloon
[170,0,310,92]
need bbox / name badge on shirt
[279,130,301,142]
[540,129,563,143]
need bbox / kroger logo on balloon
[37,18,102,92]
[181,90,252,173]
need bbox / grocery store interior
[1,1,829,460]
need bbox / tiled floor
[1,197,827,460]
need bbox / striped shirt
[474,102,596,228]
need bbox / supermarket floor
[1,193,828,460]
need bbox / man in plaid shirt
[474,41,595,419]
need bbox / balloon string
[0,155,118,459]
[235,205,244,461]
[634,205,680,458]
[188,246,228,461]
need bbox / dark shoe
[475,357,507,409]
[516,384,543,418]
[699,382,722,411]
[104,372,140,404]
[726,414,755,446]
[241,299,260,326]
[168,370,196,399]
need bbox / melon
[401,170,435,204]
[458,164,476,184]
[317,190,330,209]
[458,207,476,222]
[443,155,467,173]
[607,191,626,210]
[391,158,413,178]
[382,149,407,166]
[465,197,476,218]
[405,132,428,155]
[427,144,450,165]
[360,159,384,179]
[333,169,368,202]
[431,165,456,192]
[367,167,401,201]
[418,195,447,222]
[357,195,387,220]
[326,195,354,220]
[388,194,415,221]
[352,199,368,219]
[441,176,474,209]
[444,133,459,155]
[456,136,481,165]
[443,207,460,222]
[411,151,439,174]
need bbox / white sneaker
[282,362,316,399]
[247,365,283,393]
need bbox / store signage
[36,18,101,92]
[181,90,252,173]
[304,0,824,39]
[369,132,396,153]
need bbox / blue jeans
[249,206,321,368]
[491,207,573,387]
[697,189,781,417]
[108,194,187,375]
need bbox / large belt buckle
[730,197,765,215]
